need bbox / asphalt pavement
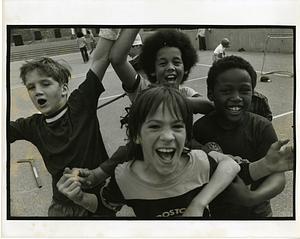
[8,49,295,217]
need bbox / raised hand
[265,139,294,173]
[99,29,121,40]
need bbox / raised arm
[185,97,215,114]
[109,29,141,91]
[90,29,120,81]
[249,140,293,180]
[223,140,293,207]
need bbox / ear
[207,89,214,101]
[61,83,68,97]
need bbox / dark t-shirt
[10,70,109,204]
[193,111,278,218]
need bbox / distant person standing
[85,30,96,54]
[128,33,143,71]
[76,32,89,63]
[196,29,207,51]
[213,38,230,62]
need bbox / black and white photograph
[2,1,299,238]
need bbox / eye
[220,88,231,94]
[158,61,167,67]
[26,85,35,91]
[41,81,51,87]
[173,123,185,130]
[173,59,183,66]
[148,124,160,129]
[240,87,252,94]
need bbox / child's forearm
[109,29,140,90]
[110,29,140,63]
[93,166,110,183]
[249,158,273,181]
[90,32,116,80]
[188,157,240,210]
[73,192,98,213]
[243,173,286,207]
[186,97,214,114]
[249,140,294,181]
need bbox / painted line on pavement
[10,68,115,90]
[273,111,293,119]
[10,62,291,90]
[196,63,292,77]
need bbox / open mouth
[37,98,47,106]
[227,106,242,114]
[156,148,175,162]
[165,75,177,84]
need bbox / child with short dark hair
[10,29,121,217]
[193,55,288,218]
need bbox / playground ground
[7,48,295,218]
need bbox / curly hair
[127,85,193,161]
[207,55,257,92]
[20,57,71,85]
[139,29,198,83]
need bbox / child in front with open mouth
[57,85,240,217]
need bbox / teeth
[157,148,174,153]
[228,106,241,111]
[166,75,176,80]
[156,148,175,161]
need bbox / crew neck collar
[45,104,68,123]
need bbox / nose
[166,62,176,71]
[231,91,242,101]
[160,129,175,142]
[35,85,44,96]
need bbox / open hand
[265,139,294,173]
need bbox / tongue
[158,152,173,161]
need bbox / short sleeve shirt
[124,75,199,102]
[100,150,217,218]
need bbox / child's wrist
[260,156,273,174]
[93,166,109,182]
[189,199,207,210]
[249,157,272,181]
[73,192,84,205]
